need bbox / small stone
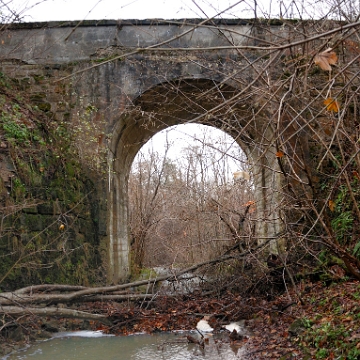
[42,322,59,333]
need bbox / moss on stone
[0,72,102,290]
[37,102,51,112]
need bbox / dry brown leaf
[243,200,255,207]
[343,39,360,55]
[320,316,332,323]
[276,150,284,158]
[352,170,360,181]
[324,98,340,112]
[328,200,335,212]
[329,264,346,279]
[314,49,338,71]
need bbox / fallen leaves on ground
[244,279,360,359]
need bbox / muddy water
[2,331,246,360]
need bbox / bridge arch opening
[128,123,253,272]
[108,78,281,282]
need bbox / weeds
[296,282,360,359]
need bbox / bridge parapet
[0,19,285,64]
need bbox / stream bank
[1,279,360,359]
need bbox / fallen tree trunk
[0,252,249,306]
[0,240,270,325]
[2,306,112,325]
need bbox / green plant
[331,211,353,242]
[1,113,30,143]
[353,241,360,258]
[300,320,357,359]
[347,348,360,360]
[0,71,10,88]
[0,95,47,148]
[11,178,26,200]
[300,317,313,328]
[318,297,328,307]
[315,348,328,359]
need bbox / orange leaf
[352,170,360,181]
[324,98,339,112]
[243,200,255,207]
[276,151,284,158]
[328,200,335,212]
[314,48,338,71]
[343,39,360,55]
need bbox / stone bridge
[0,19,299,282]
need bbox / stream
[2,270,248,359]
[2,330,247,360]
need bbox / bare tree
[129,126,253,270]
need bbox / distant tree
[129,127,254,270]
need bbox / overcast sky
[4,1,352,24]
[10,0,258,22]
[7,0,325,23]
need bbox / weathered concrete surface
[0,19,288,282]
[0,19,260,64]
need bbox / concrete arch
[108,78,282,282]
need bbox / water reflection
[3,331,246,360]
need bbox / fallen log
[0,240,271,326]
[1,306,112,325]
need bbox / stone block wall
[0,65,105,290]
